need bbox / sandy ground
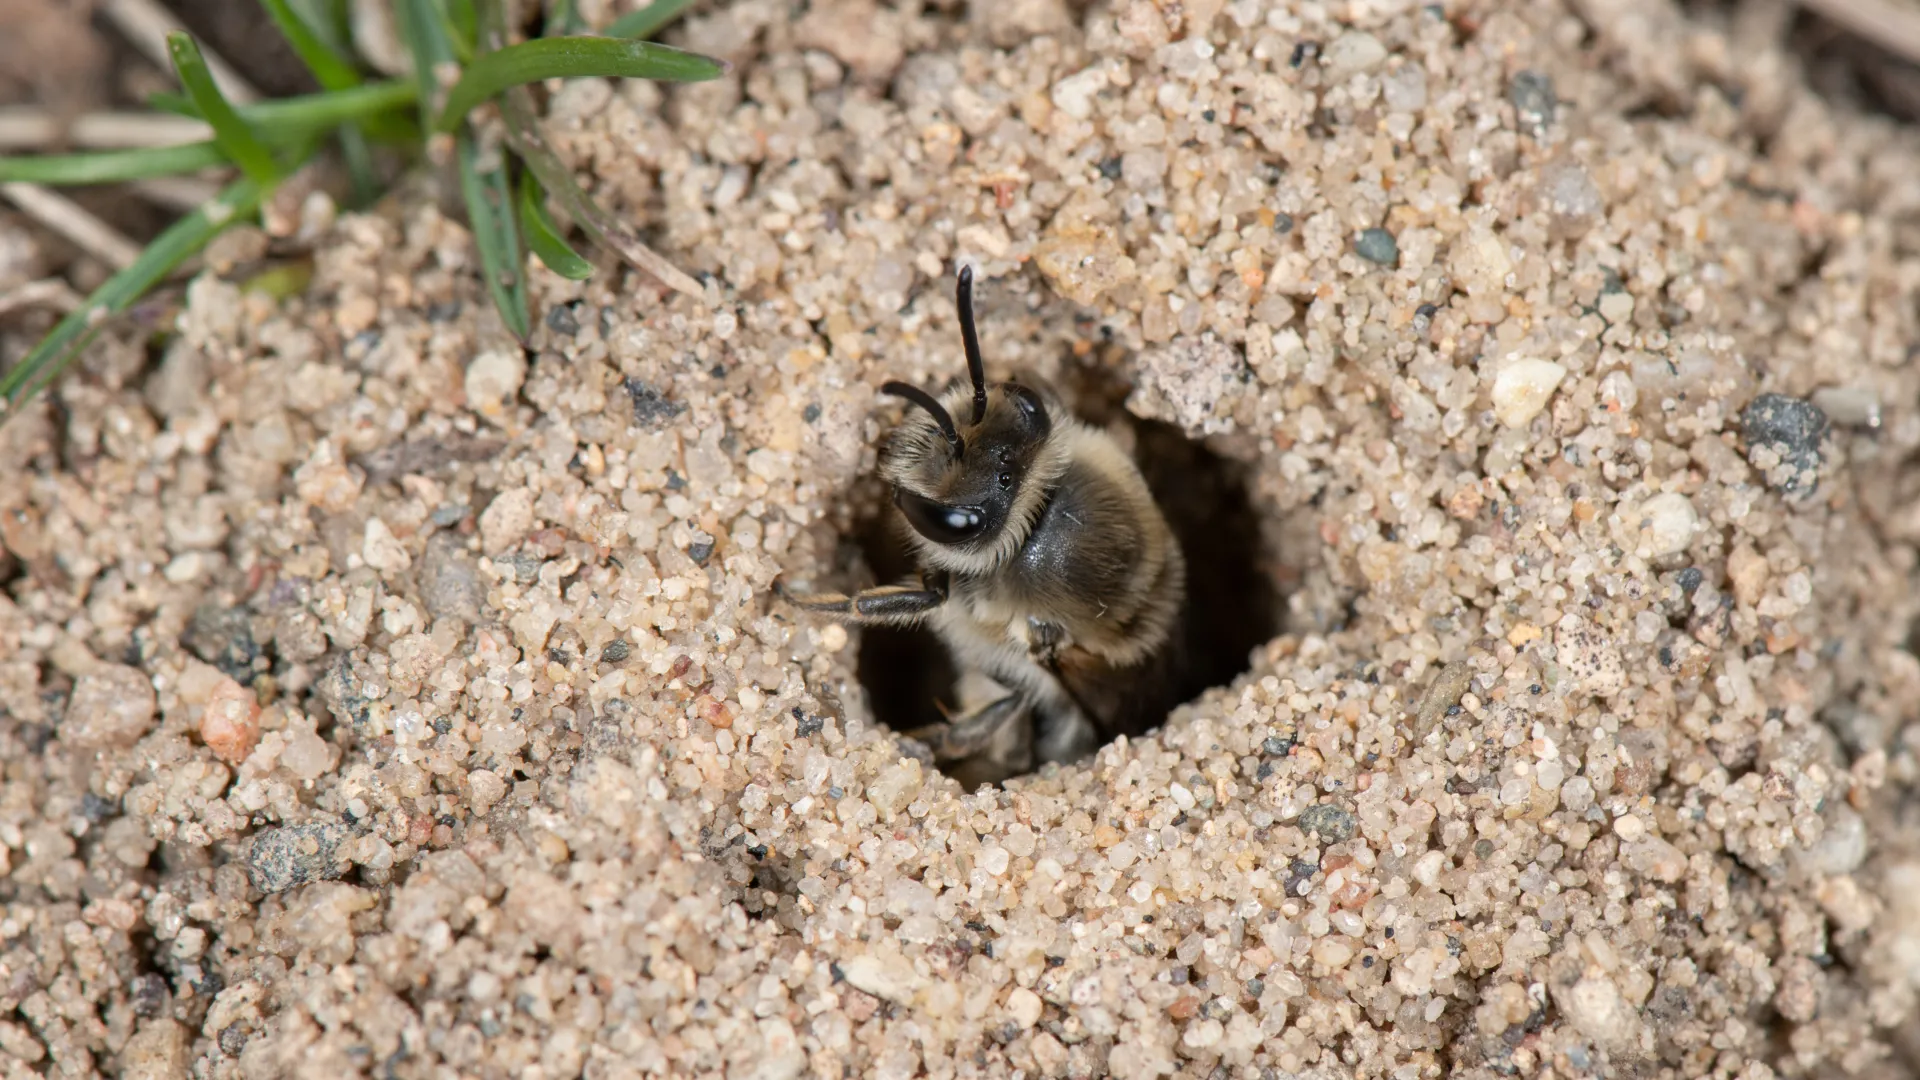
[6,0,1920,1077]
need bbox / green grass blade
[247,80,418,128]
[545,0,584,37]
[151,80,418,134]
[154,80,418,150]
[293,0,358,61]
[519,176,593,280]
[441,0,479,59]
[258,0,362,89]
[167,33,280,186]
[0,142,228,184]
[395,0,456,130]
[147,91,198,117]
[338,124,379,204]
[454,132,530,340]
[495,85,701,297]
[604,0,699,40]
[0,178,265,417]
[435,37,727,131]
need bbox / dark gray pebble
[245,822,351,895]
[1741,393,1829,493]
[1509,71,1556,130]
[1355,228,1399,266]
[1298,802,1358,844]
[183,606,260,685]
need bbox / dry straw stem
[498,88,705,299]
[0,182,142,270]
[1798,0,1920,64]
[0,278,85,317]
[131,175,226,211]
[100,0,262,104]
[0,107,214,150]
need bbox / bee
[782,268,1190,781]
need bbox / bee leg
[1032,702,1100,765]
[776,572,948,626]
[1027,617,1104,735]
[905,693,1030,761]
[1025,617,1065,663]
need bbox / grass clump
[0,0,726,420]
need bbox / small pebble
[199,677,262,764]
[1742,393,1829,493]
[544,304,581,337]
[1636,492,1697,558]
[624,378,686,429]
[1491,358,1568,428]
[1509,70,1556,130]
[1005,987,1043,1029]
[1354,228,1399,266]
[1810,385,1880,430]
[182,606,260,685]
[1299,803,1357,844]
[1322,31,1387,82]
[464,350,526,418]
[245,823,351,894]
[63,665,157,749]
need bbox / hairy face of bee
[874,267,1069,570]
[887,382,1055,549]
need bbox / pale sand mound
[5,1,1920,1077]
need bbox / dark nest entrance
[845,372,1283,787]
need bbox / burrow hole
[818,360,1287,787]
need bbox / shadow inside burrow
[843,363,1285,789]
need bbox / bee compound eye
[896,489,987,545]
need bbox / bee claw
[896,735,938,766]
[908,695,1028,761]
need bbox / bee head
[879,268,1061,556]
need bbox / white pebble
[1181,1018,1225,1049]
[1412,850,1446,888]
[1811,385,1880,429]
[362,517,412,573]
[1006,987,1042,1029]
[1637,492,1697,557]
[839,954,925,1004]
[1491,359,1567,427]
[1051,65,1108,120]
[464,349,526,418]
[1322,32,1387,82]
[979,845,1011,876]
[1560,974,1637,1049]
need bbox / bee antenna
[881,380,966,456]
[957,266,988,425]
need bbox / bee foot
[906,695,1029,760]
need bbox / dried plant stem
[497,88,703,299]
[100,0,262,104]
[0,108,214,151]
[0,278,86,317]
[131,176,225,211]
[1798,0,1920,65]
[0,183,143,270]
[472,0,704,299]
